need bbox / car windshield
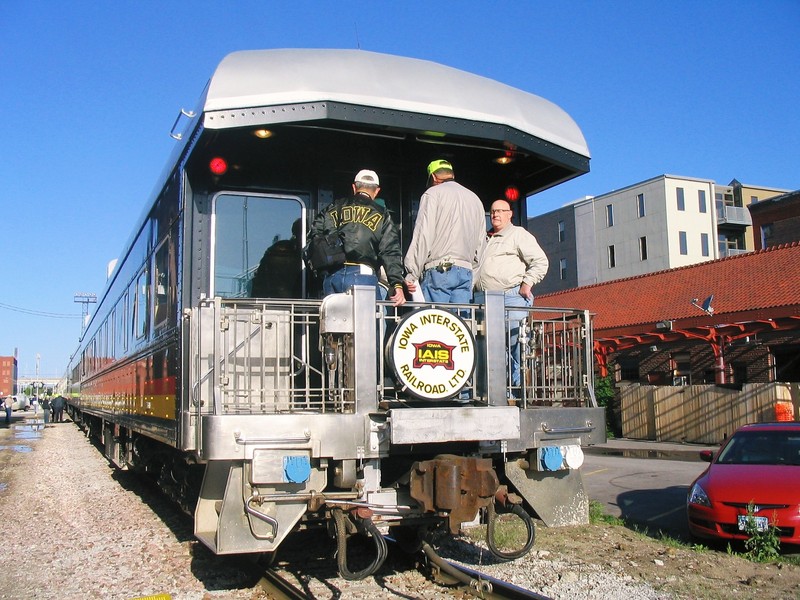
[716,430,800,465]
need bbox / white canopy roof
[203,49,589,159]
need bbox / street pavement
[582,437,720,540]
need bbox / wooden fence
[619,382,800,444]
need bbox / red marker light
[209,157,228,175]
[505,186,520,202]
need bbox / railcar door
[211,193,306,299]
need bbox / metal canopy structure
[203,49,590,160]
[181,49,591,198]
[538,242,800,384]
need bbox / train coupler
[409,455,500,534]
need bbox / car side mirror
[699,450,713,463]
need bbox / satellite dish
[691,294,714,316]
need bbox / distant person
[474,199,549,393]
[2,397,10,424]
[404,160,486,304]
[308,169,406,306]
[39,396,51,426]
[51,395,66,423]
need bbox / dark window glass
[214,194,305,298]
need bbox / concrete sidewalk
[585,437,719,461]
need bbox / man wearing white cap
[309,169,406,306]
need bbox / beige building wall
[591,175,716,283]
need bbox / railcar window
[109,309,116,361]
[101,320,108,368]
[153,237,170,326]
[213,193,304,298]
[135,268,149,339]
[115,290,128,357]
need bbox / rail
[190,293,595,417]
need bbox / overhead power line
[0,302,82,319]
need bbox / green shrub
[742,502,781,562]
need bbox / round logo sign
[388,308,476,400]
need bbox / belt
[343,262,375,275]
[424,258,472,273]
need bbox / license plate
[738,515,769,532]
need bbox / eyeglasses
[490,209,512,214]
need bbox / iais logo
[389,308,476,400]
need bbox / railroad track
[257,537,552,600]
[257,568,311,600]
[421,541,552,600]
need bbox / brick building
[0,356,18,398]
[748,189,800,251]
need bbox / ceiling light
[494,150,515,165]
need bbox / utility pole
[74,292,97,338]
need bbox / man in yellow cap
[404,160,486,304]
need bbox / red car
[687,422,800,546]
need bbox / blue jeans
[421,266,473,304]
[323,265,380,299]
[475,286,532,389]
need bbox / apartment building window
[606,204,614,227]
[639,236,648,260]
[719,232,746,256]
[676,187,685,211]
[558,220,566,242]
[760,223,773,248]
[608,245,616,268]
[679,231,688,255]
[716,190,735,209]
[559,258,567,280]
[637,193,645,218]
[698,190,707,213]
[701,233,709,257]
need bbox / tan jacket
[475,224,549,291]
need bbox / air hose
[333,507,388,580]
[486,501,536,560]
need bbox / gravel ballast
[0,413,672,599]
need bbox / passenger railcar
[65,49,604,578]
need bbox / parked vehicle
[10,395,30,411]
[687,422,800,546]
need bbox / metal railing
[716,205,752,226]
[518,307,594,407]
[191,294,595,416]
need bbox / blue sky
[2,1,799,378]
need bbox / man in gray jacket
[475,199,549,393]
[404,160,486,304]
